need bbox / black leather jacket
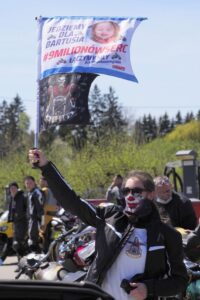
[27,187,44,221]
[155,191,197,230]
[41,162,188,299]
[8,190,27,223]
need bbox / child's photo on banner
[88,21,121,44]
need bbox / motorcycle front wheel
[0,234,10,263]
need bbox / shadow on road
[3,261,17,266]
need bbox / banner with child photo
[37,16,146,82]
[37,16,146,131]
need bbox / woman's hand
[28,148,48,167]
[129,282,147,300]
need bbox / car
[0,280,114,300]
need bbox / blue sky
[0,0,200,131]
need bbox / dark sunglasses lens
[122,187,130,195]
[133,188,144,194]
[122,187,144,195]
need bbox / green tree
[87,85,127,145]
[140,114,157,142]
[0,100,8,156]
[146,114,157,141]
[133,119,145,145]
[175,111,183,125]
[0,95,31,156]
[185,112,195,123]
[158,112,171,136]
[170,118,175,131]
[99,87,127,137]
[196,110,200,121]
[87,84,107,143]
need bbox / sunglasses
[122,187,145,196]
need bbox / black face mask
[125,198,154,224]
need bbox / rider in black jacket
[154,176,197,230]
[8,182,28,266]
[28,149,188,300]
[24,176,44,253]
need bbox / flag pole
[34,78,40,148]
[34,16,42,148]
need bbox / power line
[0,95,199,117]
[0,96,199,109]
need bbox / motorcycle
[42,208,78,253]
[55,224,96,272]
[16,223,95,282]
[175,227,200,299]
[0,210,14,264]
[16,226,80,281]
[184,259,200,299]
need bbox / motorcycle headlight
[0,226,8,232]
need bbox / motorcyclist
[106,174,123,204]
[154,176,197,230]
[28,149,188,300]
[8,182,28,270]
[24,176,45,253]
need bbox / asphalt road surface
[0,256,23,280]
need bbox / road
[0,256,24,280]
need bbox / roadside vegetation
[0,88,200,209]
